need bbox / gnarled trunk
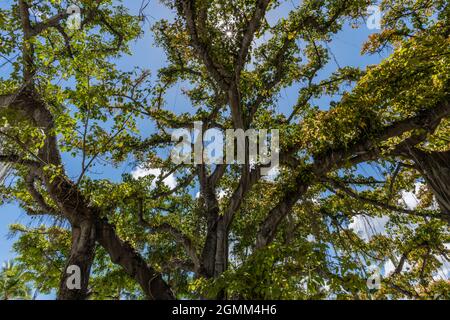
[57,220,96,300]
[214,219,228,278]
[213,218,229,300]
[409,148,450,223]
[197,182,229,299]
[198,216,229,300]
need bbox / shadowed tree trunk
[1,91,175,300]
[57,220,96,300]
[197,164,230,299]
[408,148,450,223]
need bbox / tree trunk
[57,220,96,300]
[197,186,230,299]
[198,172,221,279]
[214,219,228,278]
[214,218,229,300]
[198,215,229,300]
[409,148,450,223]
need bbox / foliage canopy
[0,0,449,300]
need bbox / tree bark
[199,205,219,279]
[408,148,450,223]
[57,220,96,300]
[213,218,228,300]
[95,218,175,300]
[197,164,230,299]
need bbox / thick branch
[95,218,174,300]
[0,154,40,168]
[178,0,230,90]
[236,0,271,76]
[31,12,69,37]
[324,177,447,222]
[18,0,34,81]
[25,173,59,215]
[256,102,450,248]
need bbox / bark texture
[409,148,450,223]
[57,221,96,300]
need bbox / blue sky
[0,0,389,297]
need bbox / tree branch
[256,101,450,248]
[178,0,230,90]
[324,177,447,221]
[137,198,200,270]
[236,0,271,76]
[95,217,174,300]
[25,173,59,215]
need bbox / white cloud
[348,182,449,281]
[383,259,396,276]
[306,234,316,243]
[401,191,419,209]
[195,189,229,200]
[435,252,450,280]
[349,183,428,242]
[383,257,412,277]
[348,215,389,242]
[262,165,280,182]
[131,167,177,189]
[400,182,440,211]
[218,189,228,199]
[400,183,422,210]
